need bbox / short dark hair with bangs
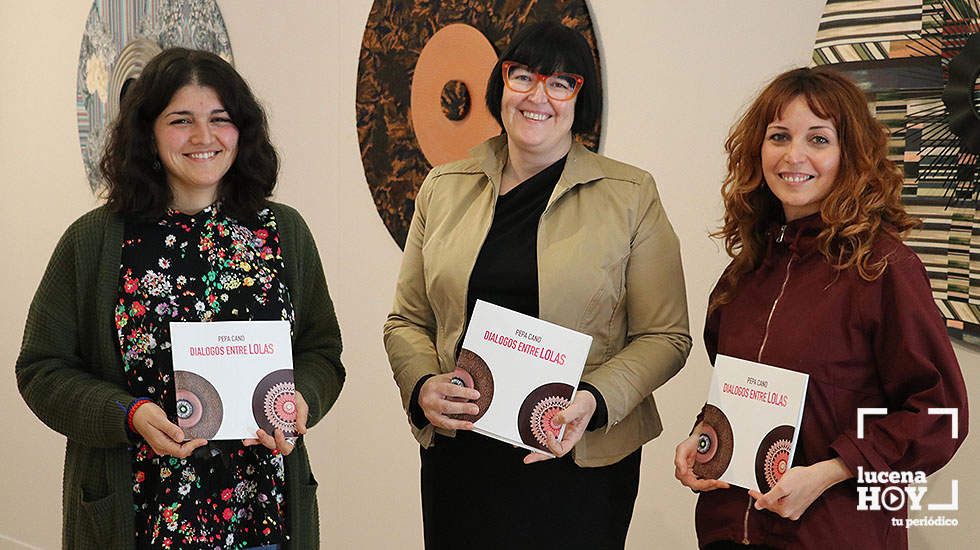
[100,47,278,220]
[485,21,601,135]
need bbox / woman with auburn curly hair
[674,67,968,549]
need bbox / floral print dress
[115,204,293,549]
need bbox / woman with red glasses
[385,20,691,548]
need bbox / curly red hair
[711,66,919,311]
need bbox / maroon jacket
[695,214,968,549]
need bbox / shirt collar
[470,134,606,205]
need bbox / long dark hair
[100,48,278,220]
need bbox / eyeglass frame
[500,61,584,101]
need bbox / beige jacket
[383,136,691,467]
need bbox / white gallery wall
[1,1,976,548]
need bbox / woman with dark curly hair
[674,67,968,549]
[17,48,343,549]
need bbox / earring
[153,159,161,171]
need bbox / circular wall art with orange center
[356,1,601,248]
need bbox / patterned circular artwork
[517,382,574,450]
[77,0,233,190]
[754,425,794,492]
[811,1,980,345]
[356,0,601,248]
[252,369,298,438]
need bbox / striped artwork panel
[812,1,980,344]
[814,0,923,64]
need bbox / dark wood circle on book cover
[692,404,734,481]
[448,348,494,422]
[175,370,223,440]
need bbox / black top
[465,155,566,319]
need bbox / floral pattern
[116,204,292,548]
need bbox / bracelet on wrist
[126,397,153,434]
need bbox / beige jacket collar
[472,134,606,206]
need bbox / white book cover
[693,354,809,492]
[170,320,296,440]
[451,300,593,456]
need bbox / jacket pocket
[287,474,319,549]
[75,491,121,548]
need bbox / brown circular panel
[356,1,601,248]
[411,24,501,167]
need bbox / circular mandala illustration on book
[448,348,494,422]
[174,370,223,440]
[252,369,298,437]
[755,425,795,492]
[517,382,574,450]
[692,404,734,481]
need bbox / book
[692,354,809,492]
[450,300,593,456]
[169,320,296,440]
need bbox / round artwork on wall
[356,0,601,248]
[77,0,233,190]
[811,0,980,346]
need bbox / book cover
[450,300,593,456]
[170,320,296,440]
[693,354,809,492]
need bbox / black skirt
[420,430,641,550]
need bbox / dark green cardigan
[16,203,344,549]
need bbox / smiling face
[761,95,841,222]
[153,84,238,210]
[500,70,576,161]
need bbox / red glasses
[501,61,584,101]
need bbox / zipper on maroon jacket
[744,225,795,544]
